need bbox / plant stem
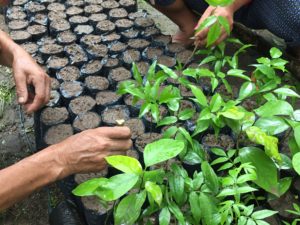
[183,42,199,69]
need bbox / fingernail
[18,97,25,103]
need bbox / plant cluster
[72,0,300,224]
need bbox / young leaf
[189,192,201,223]
[292,152,300,175]
[246,126,281,162]
[168,201,185,224]
[220,106,245,120]
[198,193,219,225]
[270,47,282,58]
[274,87,300,98]
[72,178,108,196]
[157,116,177,127]
[96,173,139,201]
[139,102,151,118]
[227,69,251,81]
[251,209,277,220]
[207,22,221,47]
[159,64,178,79]
[145,181,162,206]
[105,155,143,175]
[254,116,289,135]
[131,62,143,85]
[201,161,219,194]
[217,16,230,34]
[189,84,208,107]
[204,0,233,7]
[195,15,217,33]
[144,139,185,167]
[159,207,171,225]
[162,126,178,138]
[254,100,293,117]
[143,169,165,184]
[178,108,195,120]
[210,93,223,112]
[169,171,185,206]
[114,191,146,225]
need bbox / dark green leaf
[201,161,219,194]
[143,169,165,184]
[168,201,185,224]
[189,192,201,223]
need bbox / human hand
[12,47,50,113]
[53,126,132,178]
[194,6,234,47]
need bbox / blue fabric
[154,0,300,46]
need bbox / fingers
[26,71,50,113]
[13,69,28,105]
[96,126,132,139]
[107,139,133,152]
[214,32,228,46]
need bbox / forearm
[0,145,65,211]
[0,29,21,67]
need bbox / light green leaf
[105,155,143,175]
[143,169,165,184]
[238,82,256,100]
[196,15,217,33]
[220,106,245,120]
[201,161,219,194]
[162,126,178,138]
[227,69,251,81]
[189,84,208,107]
[178,108,195,120]
[270,47,282,58]
[159,64,178,79]
[292,152,300,175]
[145,181,162,206]
[204,0,233,7]
[246,126,281,162]
[157,116,177,127]
[210,93,223,112]
[114,191,146,225]
[189,192,201,223]
[168,201,185,224]
[144,139,185,167]
[207,22,221,47]
[72,178,108,196]
[274,87,300,98]
[218,16,230,34]
[96,173,139,201]
[131,62,143,85]
[255,116,289,135]
[294,125,300,149]
[159,207,171,225]
[199,193,219,225]
[255,100,293,117]
[251,209,277,220]
[139,102,151,118]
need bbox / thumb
[14,72,28,104]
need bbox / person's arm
[195,0,252,46]
[0,126,132,211]
[0,30,50,113]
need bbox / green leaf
[227,69,251,81]
[145,181,162,206]
[238,82,256,100]
[220,106,245,120]
[157,116,177,127]
[178,108,195,120]
[96,173,139,201]
[144,139,185,167]
[218,16,230,34]
[255,100,293,117]
[199,56,218,66]
[292,152,300,175]
[255,116,289,135]
[147,61,157,80]
[189,192,201,223]
[201,161,219,194]
[207,22,221,47]
[254,64,276,79]
[193,119,210,136]
[274,87,300,98]
[189,84,208,107]
[139,102,151,118]
[204,0,233,7]
[162,126,178,138]
[199,193,219,225]
[151,104,160,123]
[210,93,223,112]
[143,169,165,184]
[159,64,178,79]
[72,178,108,196]
[168,201,185,224]
[159,207,171,225]
[211,77,219,92]
[114,191,146,225]
[169,168,185,206]
[246,126,281,162]
[278,177,292,196]
[132,62,143,85]
[211,147,226,156]
[239,147,280,197]
[251,209,277,220]
[293,110,300,121]
[294,125,300,149]
[105,155,143,175]
[196,15,217,33]
[270,47,282,58]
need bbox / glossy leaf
[205,0,233,7]
[199,193,219,225]
[238,82,256,100]
[255,100,293,117]
[105,155,143,175]
[178,108,195,120]
[144,139,185,167]
[189,192,201,223]
[96,173,139,201]
[251,209,277,220]
[145,181,162,206]
[114,191,146,225]
[196,15,217,33]
[218,16,230,34]
[292,152,300,175]
[220,106,245,120]
[274,87,300,98]
[159,64,178,79]
[207,22,221,47]
[201,161,219,194]
[157,116,177,127]
[159,207,171,225]
[73,178,108,196]
[254,116,289,135]
[189,84,208,107]
[227,69,251,81]
[270,47,282,58]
